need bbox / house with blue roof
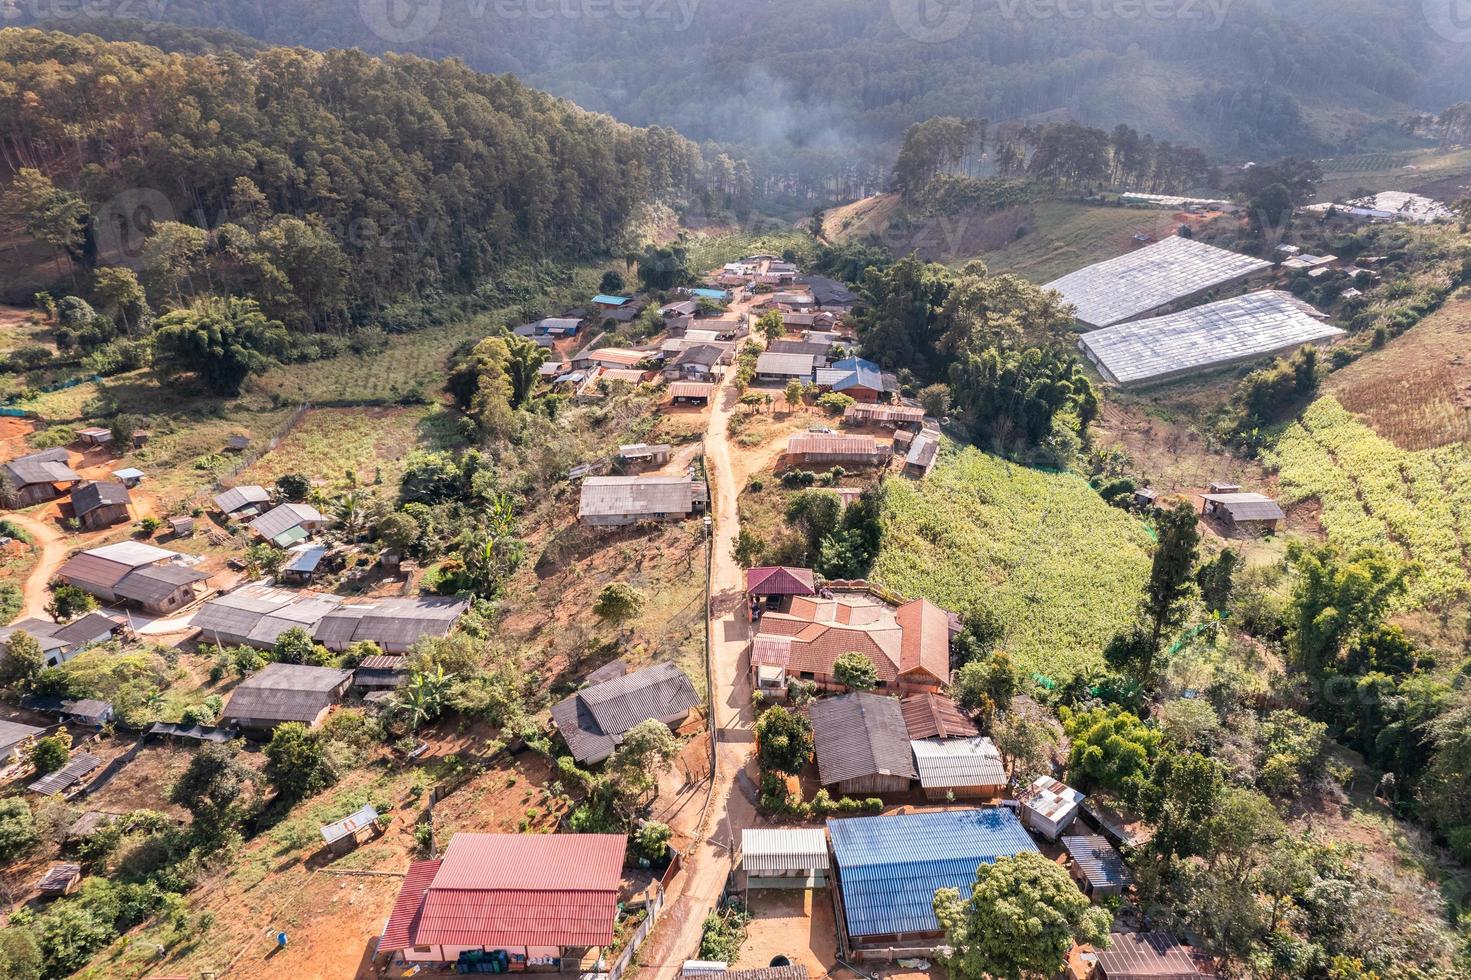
[689,287,731,302]
[592,294,630,309]
[827,808,1040,946]
[815,357,887,403]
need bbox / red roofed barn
[380,833,627,968]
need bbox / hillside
[872,444,1154,681]
[16,0,1471,167]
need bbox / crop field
[1267,397,1471,610]
[680,228,812,274]
[963,200,1176,284]
[232,404,462,489]
[872,444,1154,681]
[1314,146,1471,201]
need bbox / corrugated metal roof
[810,693,916,786]
[579,476,696,519]
[786,434,881,457]
[222,663,349,725]
[669,382,713,399]
[900,693,977,740]
[1202,492,1285,522]
[828,808,1040,937]
[0,719,45,751]
[380,858,442,952]
[3,459,81,486]
[551,662,700,764]
[70,480,131,515]
[1093,932,1210,978]
[56,553,133,592]
[817,358,884,393]
[51,612,121,647]
[283,545,328,574]
[755,352,816,377]
[911,737,1007,789]
[29,753,103,795]
[742,829,829,873]
[321,803,379,845]
[87,541,177,566]
[250,503,325,543]
[215,485,272,513]
[1044,236,1272,329]
[746,566,816,596]
[1021,774,1085,824]
[113,563,207,604]
[844,404,925,424]
[1062,834,1135,891]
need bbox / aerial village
[0,161,1468,980]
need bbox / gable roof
[0,618,68,656]
[900,693,978,740]
[817,357,884,393]
[0,718,46,753]
[70,481,131,516]
[745,566,816,597]
[1202,492,1285,522]
[911,736,1007,789]
[1062,834,1135,892]
[895,599,951,681]
[550,662,700,764]
[56,542,179,591]
[221,662,350,725]
[672,343,725,367]
[579,477,696,519]
[3,448,81,487]
[29,752,103,795]
[755,352,816,376]
[786,433,881,457]
[214,485,271,514]
[382,834,627,951]
[112,563,207,605]
[250,503,326,544]
[51,612,122,648]
[810,693,915,786]
[827,808,1039,937]
[1094,932,1212,978]
[741,828,829,874]
[592,294,630,306]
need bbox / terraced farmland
[1268,397,1471,610]
[872,444,1154,681]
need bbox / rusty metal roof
[900,693,978,740]
[745,566,816,596]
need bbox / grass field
[1267,396,1471,610]
[963,200,1179,283]
[872,442,1154,681]
[1314,146,1471,202]
[231,404,464,489]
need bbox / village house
[815,357,889,402]
[828,809,1039,951]
[578,475,703,526]
[1088,932,1214,979]
[1020,774,1085,840]
[785,433,891,468]
[70,480,132,530]
[250,502,328,547]
[810,692,916,795]
[379,833,628,970]
[550,661,701,765]
[220,662,352,732]
[740,828,830,892]
[1,448,82,505]
[352,655,409,695]
[54,541,208,614]
[767,339,836,364]
[0,612,124,667]
[668,381,713,406]
[662,343,726,382]
[213,484,272,519]
[1200,491,1286,535]
[745,565,817,619]
[900,692,978,740]
[112,467,145,488]
[903,429,941,478]
[192,586,469,653]
[842,403,926,430]
[570,347,648,372]
[592,293,631,311]
[1062,833,1135,899]
[751,591,952,695]
[754,351,816,385]
[617,443,672,468]
[76,426,113,448]
[910,736,1007,800]
[0,718,46,765]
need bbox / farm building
[669,381,713,405]
[0,612,126,668]
[815,358,887,402]
[1062,834,1135,898]
[36,863,82,897]
[843,403,925,429]
[903,430,940,478]
[810,692,916,795]
[220,662,352,732]
[213,484,272,517]
[112,467,144,488]
[550,661,701,765]
[70,481,132,530]
[379,833,627,968]
[193,587,468,653]
[1020,774,1085,840]
[1,448,82,505]
[55,542,207,612]
[592,293,631,309]
[279,544,329,584]
[249,502,328,547]
[321,803,381,857]
[827,808,1039,948]
[661,300,698,318]
[1077,291,1343,386]
[29,752,102,796]
[353,655,408,694]
[752,593,951,695]
[1089,932,1214,979]
[77,426,113,447]
[910,737,1007,800]
[1043,236,1273,330]
[1201,492,1286,534]
[754,351,816,383]
[0,719,46,764]
[785,433,890,467]
[618,443,672,467]
[900,692,978,740]
[741,828,829,890]
[578,476,702,525]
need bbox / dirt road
[643,293,763,980]
[6,510,66,621]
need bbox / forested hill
[0,29,740,320]
[18,0,1471,166]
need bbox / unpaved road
[6,510,66,620]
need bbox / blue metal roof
[826,357,883,393]
[593,294,630,306]
[690,288,729,300]
[828,808,1039,938]
[284,546,328,574]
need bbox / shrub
[0,798,37,861]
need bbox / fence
[603,882,664,980]
[181,401,312,514]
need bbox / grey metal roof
[1044,236,1273,329]
[3,449,81,487]
[742,828,830,873]
[214,485,271,513]
[810,693,916,786]
[551,662,700,764]
[1202,492,1286,522]
[1062,834,1135,891]
[755,352,816,377]
[70,481,131,516]
[1093,932,1209,978]
[0,618,68,655]
[283,546,329,574]
[29,753,102,795]
[905,431,940,470]
[85,541,177,566]
[579,477,696,519]
[911,737,1007,789]
[0,718,46,752]
[313,605,372,647]
[112,563,207,604]
[51,613,122,647]
[321,803,380,845]
[222,663,350,725]
[147,721,232,742]
[55,553,134,592]
[352,597,468,648]
[250,503,325,543]
[1078,290,1342,385]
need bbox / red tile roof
[746,566,817,596]
[896,599,952,683]
[901,693,978,740]
[380,858,441,952]
[381,835,627,952]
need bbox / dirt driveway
[5,510,67,620]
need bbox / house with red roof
[379,833,627,968]
[749,590,954,697]
[745,566,817,620]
